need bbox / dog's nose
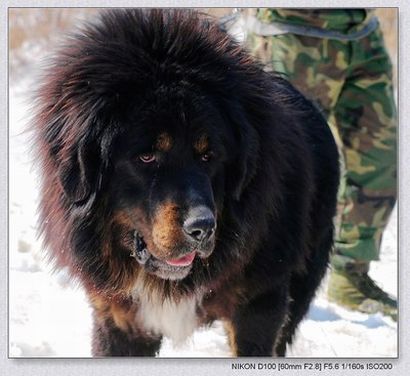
[183,206,216,242]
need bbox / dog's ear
[58,137,103,205]
[229,114,259,201]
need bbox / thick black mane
[33,9,339,357]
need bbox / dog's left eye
[139,153,156,163]
[201,151,214,162]
[201,153,211,162]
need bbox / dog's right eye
[139,153,156,163]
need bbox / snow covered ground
[8,39,398,358]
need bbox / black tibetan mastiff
[33,9,339,356]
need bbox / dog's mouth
[129,231,151,265]
[164,251,196,267]
[130,231,209,280]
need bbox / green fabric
[256,8,374,33]
[247,10,397,264]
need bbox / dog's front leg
[89,294,162,357]
[226,288,289,357]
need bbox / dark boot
[328,257,397,321]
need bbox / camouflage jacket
[254,9,378,40]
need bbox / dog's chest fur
[133,286,203,344]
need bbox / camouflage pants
[248,25,397,264]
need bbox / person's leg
[247,26,397,319]
[247,32,347,116]
[328,26,397,318]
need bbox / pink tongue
[165,251,196,267]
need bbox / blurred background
[8,8,398,358]
[9,8,397,86]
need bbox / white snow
[8,46,398,359]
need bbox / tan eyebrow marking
[194,134,209,154]
[156,132,173,152]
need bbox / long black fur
[33,9,340,357]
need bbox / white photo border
[2,0,408,375]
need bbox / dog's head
[61,87,255,282]
[37,9,267,287]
